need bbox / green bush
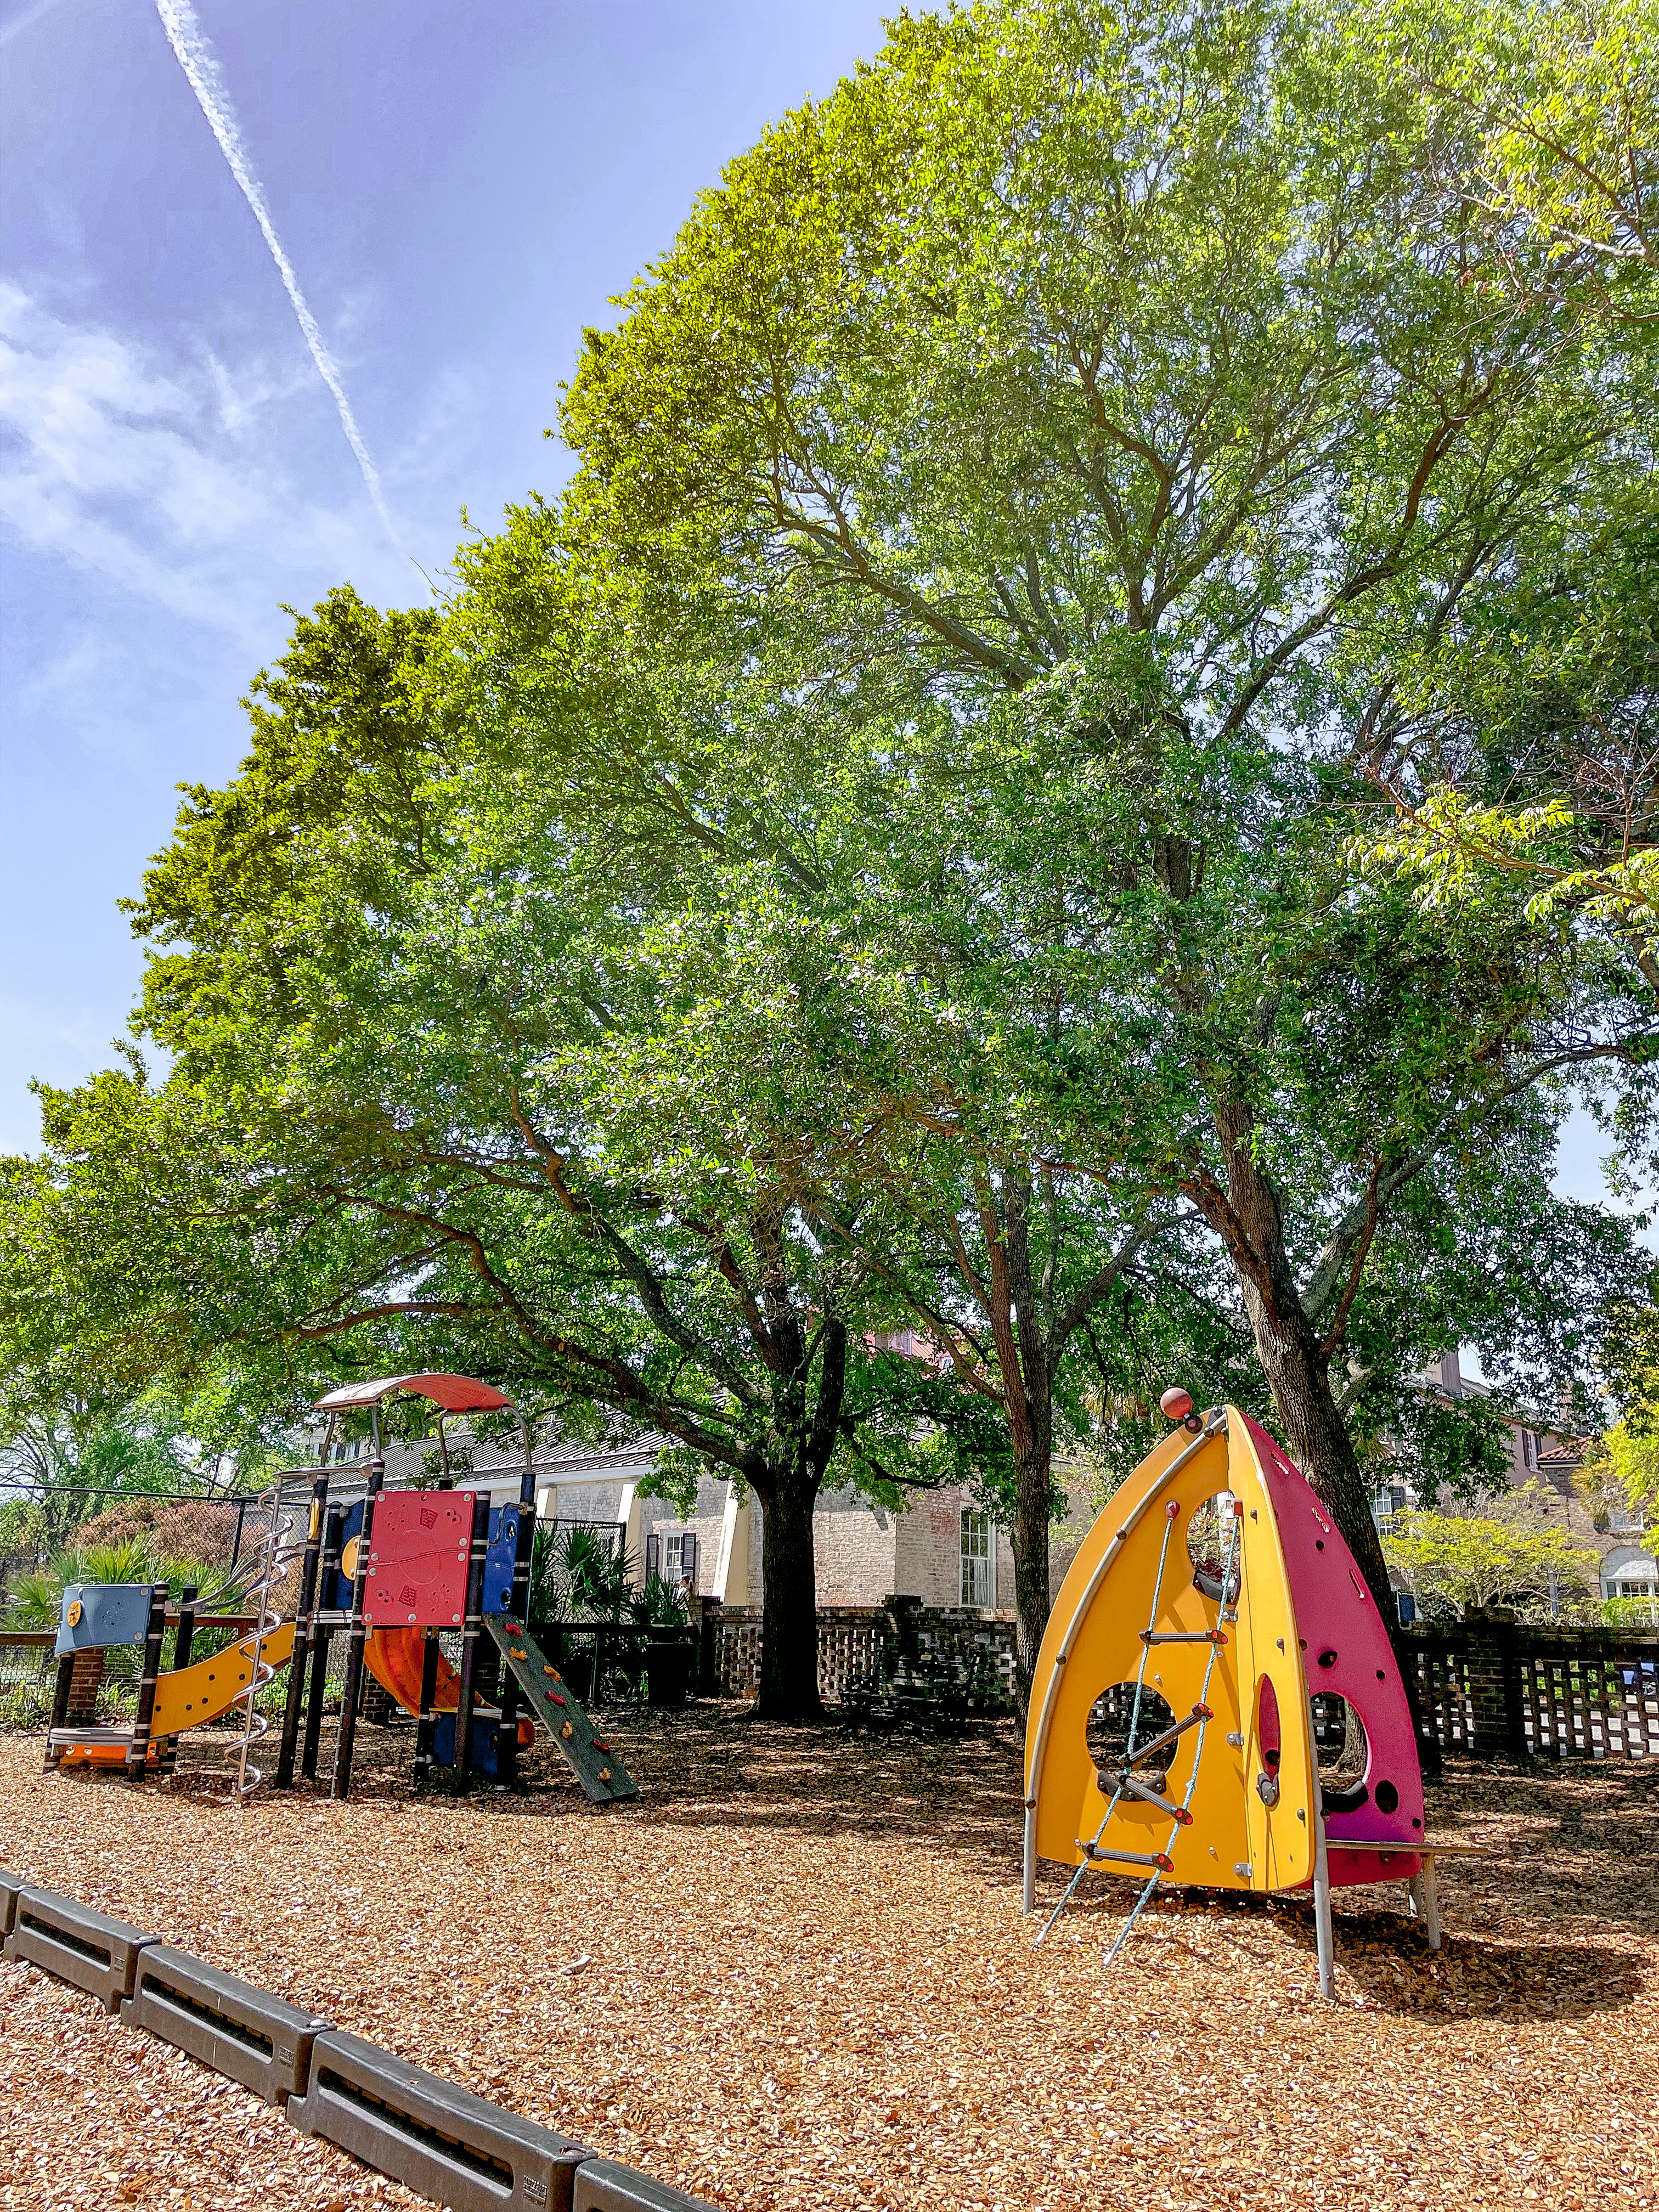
[3,1541,226,1629]
[0,1678,50,1732]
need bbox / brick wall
[813,1489,899,1605]
[66,1647,104,1725]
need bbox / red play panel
[363,1491,475,1628]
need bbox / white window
[665,1531,698,1588]
[960,1509,993,1607]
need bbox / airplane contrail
[154,0,408,560]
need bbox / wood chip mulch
[2,1710,1656,2211]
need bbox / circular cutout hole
[1311,1693,1369,1812]
[1087,1684,1177,1790]
[1375,1778,1400,1815]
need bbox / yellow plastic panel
[1225,1420,1315,1891]
[1027,1421,1252,1889]
[1026,1408,1318,1896]
[149,1620,295,1737]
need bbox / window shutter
[645,1532,660,1577]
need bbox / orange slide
[363,1623,461,1713]
[364,1626,534,1745]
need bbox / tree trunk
[978,1170,1056,1716]
[754,1469,823,1720]
[1197,1102,1397,1622]
[1240,1276,1396,1621]
[1011,1421,1053,1718]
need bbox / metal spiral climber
[225,1476,311,1798]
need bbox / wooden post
[275,1476,328,1788]
[126,1583,170,1784]
[332,1421,385,1802]
[453,1491,490,1793]
[301,1503,345,1781]
[156,1583,198,1780]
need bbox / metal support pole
[453,1490,490,1793]
[275,1476,328,1788]
[331,1424,383,1802]
[1411,1861,1442,1951]
[301,1504,344,1780]
[156,1583,198,1780]
[414,1632,442,1786]
[494,1460,538,1790]
[45,1654,73,1770]
[1311,1746,1335,2000]
[126,1582,169,1784]
[414,1424,455,1788]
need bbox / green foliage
[524,1522,689,1630]
[1384,1487,1603,1617]
[3,1541,227,1628]
[1578,1424,1659,1526]
[3,0,1654,1700]
[0,1678,51,1733]
[634,1572,691,1629]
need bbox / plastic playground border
[1,1866,713,2212]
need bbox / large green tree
[547,0,1656,1617]
[20,590,1002,1718]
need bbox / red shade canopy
[313,1374,514,1414]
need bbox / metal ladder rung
[1126,1703,1211,1765]
[1140,1628,1227,1645]
[1079,1842,1175,1872]
[1116,1771,1193,1822]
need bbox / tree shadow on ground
[1054,1888,1649,2022]
[148,1704,1659,2003]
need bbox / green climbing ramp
[483,1616,639,1804]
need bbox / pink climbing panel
[1243,1416,1426,1886]
[362,1489,474,1629]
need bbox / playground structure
[1024,1395,1471,1995]
[44,1373,637,1808]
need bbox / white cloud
[0,280,413,644]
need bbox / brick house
[372,1426,1034,1611]
[1406,1352,1656,1608]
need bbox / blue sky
[0,0,1633,1230]
[0,0,894,1152]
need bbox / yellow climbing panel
[1023,1410,1316,1903]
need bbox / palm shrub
[4,1541,227,1628]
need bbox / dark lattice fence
[1401,1623,1658,1761]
